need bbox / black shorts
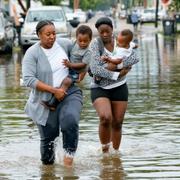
[91,83,128,103]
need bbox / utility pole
[74,0,79,12]
[155,0,159,27]
[26,0,31,10]
[144,0,147,8]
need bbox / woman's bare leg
[111,101,128,150]
[93,98,113,153]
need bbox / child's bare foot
[63,156,73,167]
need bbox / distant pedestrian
[12,4,21,45]
[131,10,139,31]
[112,5,117,28]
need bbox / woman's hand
[101,55,110,62]
[119,66,132,77]
[54,88,67,101]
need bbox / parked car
[158,9,167,20]
[62,6,75,21]
[20,6,72,49]
[0,8,9,19]
[140,8,156,23]
[0,12,15,53]
[119,10,127,19]
[140,8,165,23]
[86,9,95,21]
[73,9,87,23]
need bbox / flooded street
[0,33,180,179]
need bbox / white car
[74,9,87,23]
[62,6,75,21]
[0,12,15,53]
[158,9,167,20]
[20,6,72,49]
[140,8,156,23]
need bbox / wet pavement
[0,16,180,179]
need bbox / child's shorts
[68,69,79,83]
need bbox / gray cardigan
[89,38,139,88]
[22,38,73,126]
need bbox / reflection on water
[0,34,180,179]
[99,156,125,180]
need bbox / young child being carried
[94,29,139,84]
[42,25,92,110]
[63,25,92,83]
[102,28,138,70]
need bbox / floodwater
[0,33,180,180]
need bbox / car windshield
[26,10,65,22]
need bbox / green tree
[40,0,62,5]
[69,0,112,11]
[169,0,180,12]
[79,0,98,10]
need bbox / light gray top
[22,38,73,126]
[70,42,91,72]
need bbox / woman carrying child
[22,21,92,167]
[89,17,139,154]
